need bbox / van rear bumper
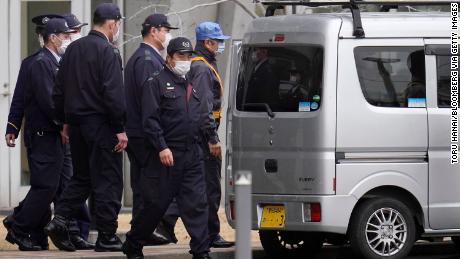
[226,194,358,235]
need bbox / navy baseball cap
[44,18,75,34]
[142,14,178,30]
[167,37,194,55]
[32,14,64,28]
[196,22,230,41]
[62,13,88,29]
[94,3,124,20]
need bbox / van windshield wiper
[243,103,275,118]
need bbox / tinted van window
[354,47,426,108]
[236,46,324,112]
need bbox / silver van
[225,1,459,259]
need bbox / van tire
[349,197,416,259]
[259,230,323,258]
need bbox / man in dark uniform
[45,3,127,252]
[3,18,74,251]
[124,14,177,246]
[122,37,216,259]
[158,22,234,248]
[3,14,94,250]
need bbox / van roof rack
[260,1,454,38]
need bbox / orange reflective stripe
[192,56,224,97]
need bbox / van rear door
[229,44,336,195]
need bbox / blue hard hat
[196,22,230,41]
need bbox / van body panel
[424,39,460,229]
[336,38,428,152]
[230,15,341,195]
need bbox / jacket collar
[194,41,216,64]
[89,30,110,42]
[140,43,165,65]
[164,65,187,85]
[42,47,59,66]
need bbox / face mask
[161,33,172,49]
[57,38,71,55]
[216,42,225,55]
[172,60,191,77]
[70,33,82,42]
[112,23,120,42]
[38,35,45,48]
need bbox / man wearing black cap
[5,13,61,149]
[122,37,215,259]
[124,13,177,246]
[45,3,127,253]
[159,21,234,249]
[3,13,94,251]
[3,18,75,252]
[62,13,88,41]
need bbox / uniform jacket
[53,30,126,133]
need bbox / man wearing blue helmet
[158,21,234,248]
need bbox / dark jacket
[189,42,222,112]
[24,48,61,134]
[124,43,164,138]
[6,51,40,137]
[53,30,126,133]
[142,66,218,151]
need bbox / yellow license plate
[260,205,285,228]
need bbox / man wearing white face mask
[124,13,178,246]
[4,18,74,252]
[46,3,127,252]
[122,37,216,259]
[158,21,234,249]
[3,13,94,251]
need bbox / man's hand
[208,142,221,157]
[114,132,128,152]
[159,148,174,167]
[5,134,16,147]
[60,124,70,145]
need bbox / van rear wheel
[349,197,416,259]
[259,230,323,258]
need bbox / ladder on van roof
[260,0,455,38]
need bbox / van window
[354,47,426,108]
[437,55,454,108]
[236,46,324,112]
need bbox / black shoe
[155,220,178,244]
[144,232,170,246]
[32,238,49,251]
[210,235,235,248]
[2,215,13,231]
[192,253,212,259]
[122,240,144,259]
[95,232,123,252]
[5,230,41,251]
[70,235,95,250]
[44,215,76,252]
